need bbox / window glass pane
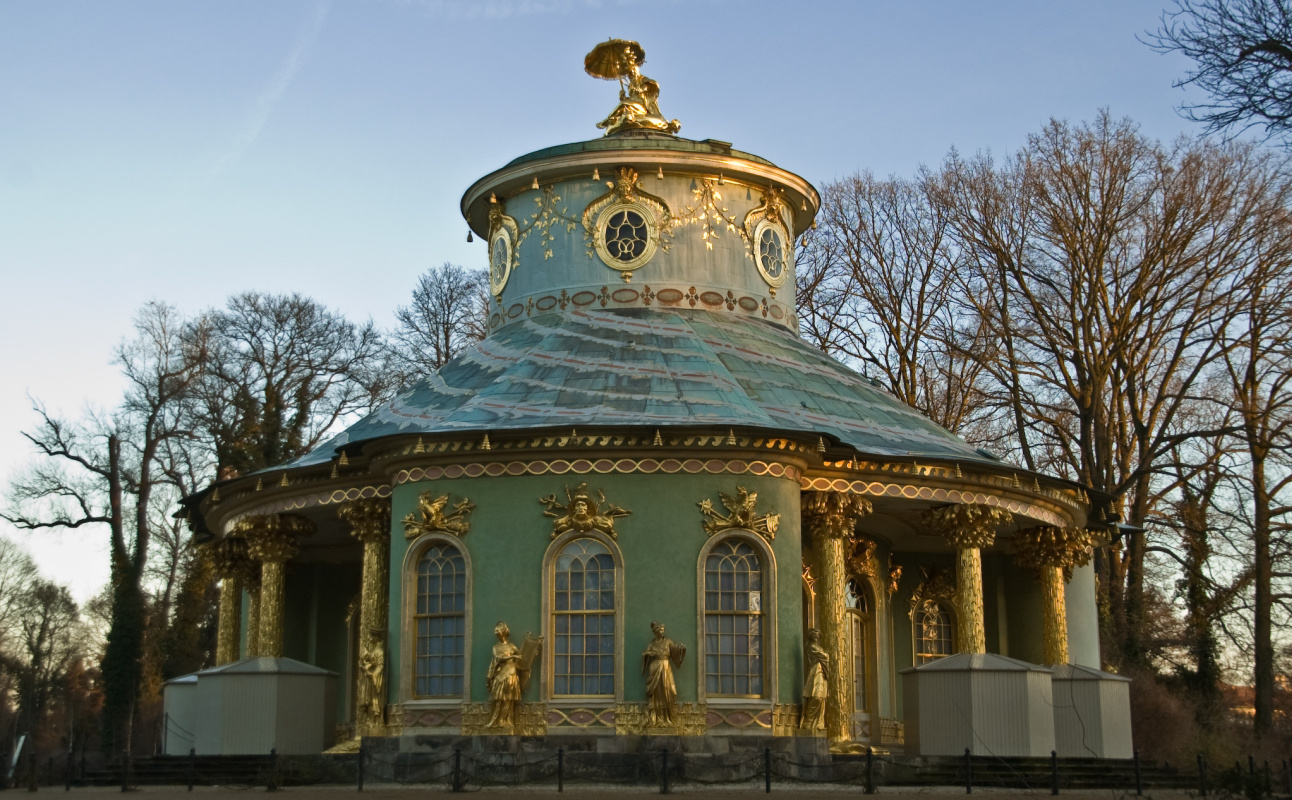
[553,538,616,696]
[414,543,466,698]
[703,539,764,696]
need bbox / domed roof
[291,307,999,468]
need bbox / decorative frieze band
[799,477,1068,528]
[394,458,802,486]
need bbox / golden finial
[584,38,681,136]
[414,436,425,454]
[954,463,963,479]
[339,452,349,466]
[481,433,492,451]
[816,437,826,454]
[280,473,290,487]
[330,463,338,479]
[532,176,540,190]
[725,429,737,446]
[592,168,599,181]
[210,487,221,503]
[653,429,663,446]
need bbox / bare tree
[802,173,993,434]
[192,292,390,475]
[1147,0,1292,143]
[391,263,488,378]
[2,301,206,751]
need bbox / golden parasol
[584,38,645,80]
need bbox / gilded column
[923,504,1013,655]
[209,536,254,665]
[337,498,392,735]
[246,576,262,657]
[1013,526,1093,665]
[238,513,314,658]
[803,491,872,749]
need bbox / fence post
[64,750,71,792]
[1133,749,1142,796]
[1264,761,1271,796]
[964,748,972,795]
[452,748,462,793]
[187,747,195,792]
[660,749,669,795]
[1284,759,1291,796]
[557,748,564,793]
[357,744,364,792]
[120,749,130,794]
[764,747,771,794]
[267,747,278,792]
[1249,755,1256,776]
[866,746,876,795]
[1050,750,1059,795]
[1197,754,1207,797]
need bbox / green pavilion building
[179,40,1129,761]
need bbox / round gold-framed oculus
[752,217,790,290]
[593,201,660,273]
[488,226,514,297]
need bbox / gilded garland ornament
[403,491,475,539]
[584,39,681,135]
[540,483,630,539]
[698,486,780,541]
[921,503,1013,550]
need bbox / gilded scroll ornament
[698,486,780,540]
[582,167,673,273]
[584,39,680,135]
[541,483,630,539]
[887,558,903,596]
[485,622,542,733]
[847,536,879,579]
[907,566,957,617]
[742,187,793,293]
[403,491,475,539]
[799,628,828,733]
[642,621,686,728]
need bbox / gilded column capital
[1012,526,1093,580]
[922,503,1012,550]
[209,536,256,581]
[236,513,314,563]
[802,491,872,540]
[338,497,392,544]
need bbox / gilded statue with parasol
[585,39,681,136]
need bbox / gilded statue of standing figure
[642,621,686,727]
[800,628,828,732]
[486,621,523,729]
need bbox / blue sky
[0,0,1209,599]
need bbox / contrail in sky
[211,2,330,177]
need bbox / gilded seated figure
[585,39,681,136]
[642,621,686,727]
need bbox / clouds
[210,2,330,178]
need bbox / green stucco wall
[386,469,804,707]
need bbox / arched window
[553,539,616,697]
[914,601,954,664]
[414,542,466,697]
[704,539,764,697]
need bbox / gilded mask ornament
[847,536,879,579]
[402,491,475,539]
[584,38,681,135]
[697,486,780,541]
[540,483,630,539]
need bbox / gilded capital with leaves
[1012,526,1092,579]
[922,503,1012,550]
[802,491,872,540]
[236,513,314,564]
[338,497,391,544]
